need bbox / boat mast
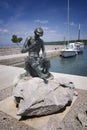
[68,0,70,44]
[78,24,80,41]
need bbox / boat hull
[61,51,77,58]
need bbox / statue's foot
[40,73,54,84]
[23,72,30,77]
[19,72,32,80]
[43,78,48,84]
[46,73,54,80]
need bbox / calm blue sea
[50,45,87,77]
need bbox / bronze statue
[21,27,52,83]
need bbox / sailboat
[60,0,77,58]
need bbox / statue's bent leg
[25,61,31,74]
[25,59,38,77]
[33,66,48,83]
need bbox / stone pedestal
[13,73,75,117]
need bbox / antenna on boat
[67,0,70,44]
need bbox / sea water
[50,45,87,77]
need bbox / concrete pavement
[52,72,87,90]
[0,65,87,91]
[0,65,25,91]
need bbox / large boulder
[13,74,75,117]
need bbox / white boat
[60,41,84,57]
[60,0,84,58]
[60,1,77,58]
[60,42,84,58]
[60,43,77,58]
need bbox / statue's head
[34,27,43,37]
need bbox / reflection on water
[50,45,87,77]
[60,56,77,66]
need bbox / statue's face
[35,34,40,39]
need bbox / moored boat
[60,0,84,58]
[60,42,84,58]
[60,43,77,58]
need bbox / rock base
[13,73,76,117]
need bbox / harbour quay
[0,45,62,66]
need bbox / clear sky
[0,0,87,45]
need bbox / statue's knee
[25,62,28,68]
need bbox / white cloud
[42,27,49,30]
[64,21,77,26]
[42,27,65,42]
[70,22,77,26]
[0,28,9,33]
[50,30,57,33]
[35,19,48,24]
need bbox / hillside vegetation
[44,40,87,45]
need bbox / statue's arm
[21,38,28,53]
[41,42,46,58]
[21,37,35,53]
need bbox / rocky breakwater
[13,73,76,117]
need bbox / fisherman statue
[21,27,53,83]
[13,28,75,118]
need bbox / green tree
[11,35,23,45]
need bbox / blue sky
[0,0,87,45]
